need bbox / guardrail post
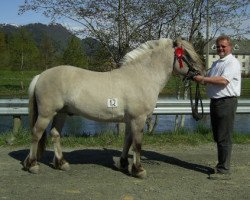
[5,115,22,145]
[13,115,22,133]
[116,123,125,135]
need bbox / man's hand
[186,70,200,80]
[193,75,205,84]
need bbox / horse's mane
[121,38,204,72]
[121,38,173,65]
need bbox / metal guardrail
[0,99,29,115]
[154,99,250,114]
[1,98,250,115]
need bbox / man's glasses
[216,45,228,49]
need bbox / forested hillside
[0,23,111,71]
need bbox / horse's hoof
[60,162,70,171]
[133,169,147,179]
[23,156,39,173]
[53,157,70,171]
[28,164,40,174]
[131,164,147,178]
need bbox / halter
[174,47,204,121]
[174,47,200,76]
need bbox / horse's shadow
[8,148,121,171]
[9,148,213,175]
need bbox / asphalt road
[1,144,250,200]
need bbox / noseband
[173,47,204,121]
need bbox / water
[0,113,249,135]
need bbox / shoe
[214,166,231,174]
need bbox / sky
[0,0,50,25]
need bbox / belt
[211,96,236,101]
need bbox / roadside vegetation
[1,127,250,147]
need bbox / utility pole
[206,0,210,69]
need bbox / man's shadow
[141,150,213,175]
[9,148,213,175]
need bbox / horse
[23,38,204,178]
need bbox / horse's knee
[133,142,142,152]
[31,131,42,143]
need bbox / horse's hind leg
[50,113,69,171]
[130,116,147,178]
[23,115,51,173]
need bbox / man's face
[216,39,232,59]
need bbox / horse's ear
[174,37,183,48]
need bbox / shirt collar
[219,53,233,61]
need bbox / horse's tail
[28,75,39,129]
[28,75,46,159]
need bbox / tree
[39,34,58,69]
[175,0,249,42]
[19,0,180,64]
[63,36,88,68]
[0,31,6,51]
[0,30,10,69]
[19,0,249,72]
[9,28,40,70]
[81,37,116,71]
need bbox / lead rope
[189,81,204,121]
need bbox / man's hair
[216,35,232,46]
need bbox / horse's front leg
[50,114,70,171]
[130,116,147,178]
[119,122,132,172]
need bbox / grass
[0,70,42,97]
[1,127,249,148]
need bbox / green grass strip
[1,128,249,147]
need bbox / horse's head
[173,38,205,78]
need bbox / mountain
[27,23,75,51]
[0,23,100,55]
[1,23,72,50]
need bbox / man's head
[216,35,232,59]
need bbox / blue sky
[0,0,50,25]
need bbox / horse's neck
[124,54,172,91]
[144,53,173,87]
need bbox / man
[194,35,241,179]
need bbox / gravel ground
[0,143,250,200]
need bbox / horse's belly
[85,113,125,123]
[67,105,125,122]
